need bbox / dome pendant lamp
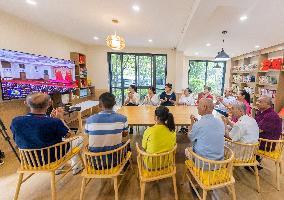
[106,19,126,50]
[215,31,230,61]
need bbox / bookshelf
[230,44,284,113]
[70,52,95,101]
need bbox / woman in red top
[197,86,213,103]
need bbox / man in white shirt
[222,102,259,143]
[215,89,236,116]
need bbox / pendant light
[215,31,230,61]
[106,19,126,50]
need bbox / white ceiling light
[26,0,37,5]
[195,52,199,55]
[132,5,140,11]
[255,45,260,48]
[93,36,99,40]
[148,39,153,43]
[206,43,211,47]
[240,15,248,21]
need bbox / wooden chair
[256,138,284,191]
[80,139,132,200]
[225,138,260,192]
[14,136,84,200]
[136,143,178,200]
[183,146,235,200]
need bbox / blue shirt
[85,110,128,168]
[160,91,176,106]
[10,113,69,164]
[190,114,225,162]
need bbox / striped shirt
[85,110,128,153]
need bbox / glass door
[188,61,207,94]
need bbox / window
[108,53,167,105]
[188,60,226,96]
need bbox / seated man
[197,86,213,104]
[187,98,225,165]
[223,102,259,143]
[11,92,83,175]
[255,95,282,150]
[85,92,128,168]
[215,88,237,117]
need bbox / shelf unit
[70,52,95,101]
[230,44,284,113]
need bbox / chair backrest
[258,138,284,160]
[185,146,234,186]
[19,136,80,170]
[136,143,177,177]
[225,138,259,164]
[83,139,130,175]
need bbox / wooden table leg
[78,111,83,133]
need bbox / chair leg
[13,173,24,200]
[50,172,56,200]
[230,184,236,200]
[140,182,146,200]
[253,165,260,193]
[114,177,118,200]
[280,161,283,175]
[182,167,187,184]
[172,175,178,200]
[202,190,207,200]
[276,162,280,191]
[80,177,86,200]
[78,153,85,168]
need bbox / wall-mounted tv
[0,49,77,100]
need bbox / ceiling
[0,0,284,57]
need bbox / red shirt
[197,92,213,103]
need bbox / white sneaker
[72,165,83,175]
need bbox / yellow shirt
[142,124,176,154]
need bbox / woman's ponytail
[166,112,175,132]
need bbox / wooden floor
[0,129,284,200]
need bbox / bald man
[188,98,225,164]
[10,92,83,175]
[255,95,282,150]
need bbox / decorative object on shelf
[258,88,276,98]
[232,74,255,83]
[244,86,254,95]
[260,58,283,71]
[215,31,230,61]
[259,75,278,85]
[106,19,126,50]
[233,63,258,72]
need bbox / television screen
[80,88,88,98]
[0,49,77,100]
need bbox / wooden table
[71,100,99,133]
[117,105,199,126]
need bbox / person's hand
[169,99,175,103]
[165,97,168,101]
[160,99,166,103]
[190,115,197,124]
[221,115,228,125]
[51,107,65,120]
[216,96,223,102]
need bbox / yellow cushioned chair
[256,138,284,191]
[225,138,260,192]
[14,136,84,200]
[79,139,133,200]
[183,146,235,200]
[136,143,178,200]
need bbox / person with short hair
[124,84,140,106]
[197,86,213,104]
[142,106,176,153]
[143,86,159,106]
[85,92,129,167]
[222,102,259,143]
[160,83,176,106]
[255,95,282,150]
[178,88,195,106]
[187,98,225,162]
[215,88,237,116]
[10,92,83,175]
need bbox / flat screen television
[0,49,77,100]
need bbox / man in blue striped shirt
[85,92,128,168]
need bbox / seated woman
[160,83,176,106]
[142,106,176,168]
[124,84,140,106]
[143,86,159,106]
[197,86,213,104]
[178,88,195,106]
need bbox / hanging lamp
[106,19,126,50]
[215,31,230,61]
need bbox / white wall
[0,11,86,60]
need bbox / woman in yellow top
[142,106,176,169]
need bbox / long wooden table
[117,105,199,126]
